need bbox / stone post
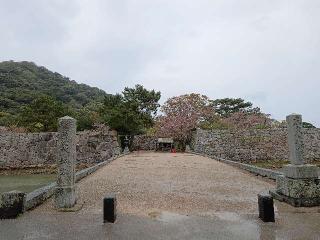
[283,114,318,179]
[185,145,191,153]
[286,114,304,165]
[123,136,130,154]
[55,116,77,209]
[270,114,320,207]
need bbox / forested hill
[0,61,106,114]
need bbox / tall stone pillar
[271,114,320,207]
[282,114,318,179]
[55,116,77,209]
[287,114,304,165]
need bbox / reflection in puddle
[213,211,276,240]
[214,211,241,222]
[148,211,189,223]
[258,223,276,240]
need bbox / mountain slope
[0,61,106,114]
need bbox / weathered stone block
[131,135,157,151]
[270,189,320,207]
[276,175,320,199]
[25,183,56,211]
[283,164,319,179]
[270,114,320,207]
[0,191,26,219]
[55,186,77,209]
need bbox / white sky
[1,0,320,126]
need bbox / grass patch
[250,160,289,170]
[250,160,320,170]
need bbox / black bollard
[258,192,275,222]
[103,194,117,223]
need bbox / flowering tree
[155,93,214,145]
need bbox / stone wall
[0,125,121,168]
[131,135,157,151]
[192,128,320,163]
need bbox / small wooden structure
[156,138,174,152]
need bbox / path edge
[188,151,282,180]
[24,153,130,211]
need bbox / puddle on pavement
[274,201,320,214]
[130,155,159,158]
[148,211,189,223]
[214,211,241,222]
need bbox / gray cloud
[1,0,320,125]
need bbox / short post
[0,191,26,219]
[123,146,130,154]
[123,136,130,154]
[185,145,191,152]
[103,194,117,223]
[55,116,77,209]
[258,192,275,222]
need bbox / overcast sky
[1,0,320,125]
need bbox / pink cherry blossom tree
[155,93,214,146]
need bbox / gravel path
[4,153,320,240]
[37,152,275,217]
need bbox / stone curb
[24,153,129,211]
[189,151,282,180]
[25,182,57,211]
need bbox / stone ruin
[271,114,320,207]
[0,124,121,169]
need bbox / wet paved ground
[1,152,320,239]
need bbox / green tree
[74,101,103,131]
[0,111,16,127]
[211,98,260,117]
[18,95,67,132]
[302,122,316,128]
[101,94,142,135]
[123,84,161,128]
[0,61,106,115]
[101,85,161,135]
